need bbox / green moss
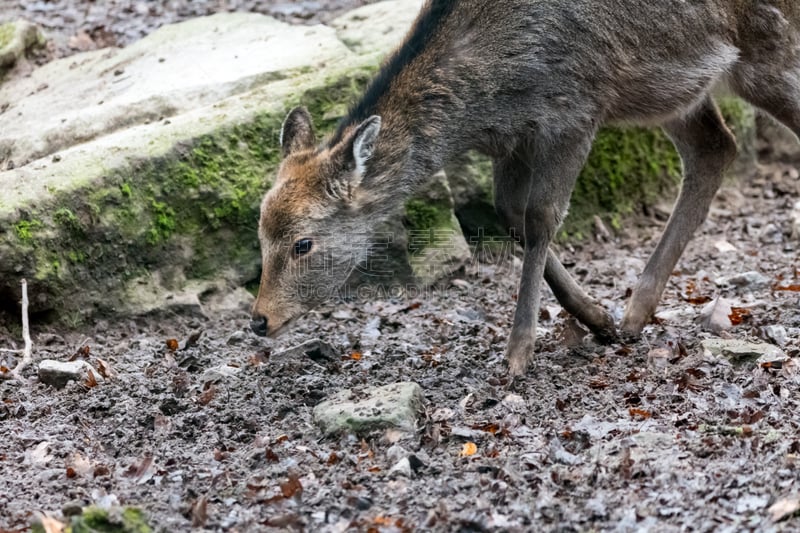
[64,505,152,533]
[404,199,451,233]
[14,219,42,244]
[562,126,682,239]
[0,23,13,49]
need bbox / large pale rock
[313,381,424,436]
[0,14,351,168]
[701,338,787,364]
[0,2,427,319]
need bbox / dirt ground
[2,2,800,532]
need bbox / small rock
[38,360,102,388]
[549,437,582,466]
[701,338,786,364]
[450,278,470,290]
[713,240,737,253]
[716,271,770,289]
[764,325,789,347]
[501,393,526,409]
[312,382,424,436]
[225,330,247,345]
[698,296,733,333]
[791,200,800,240]
[273,339,337,362]
[360,316,382,346]
[202,364,241,382]
[389,457,412,477]
[331,309,354,320]
[760,223,783,244]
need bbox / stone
[273,339,338,362]
[715,271,770,289]
[764,325,788,347]
[312,381,424,436]
[38,360,102,388]
[0,20,44,74]
[701,338,787,364]
[791,200,800,240]
[698,296,734,333]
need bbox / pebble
[764,325,788,347]
[312,381,424,436]
[38,360,102,388]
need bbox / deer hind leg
[495,131,597,376]
[621,96,737,336]
[493,151,617,347]
[732,65,800,142]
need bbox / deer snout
[250,313,268,337]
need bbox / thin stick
[3,279,33,381]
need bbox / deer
[250,0,800,376]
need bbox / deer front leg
[494,152,617,353]
[621,96,737,336]
[502,131,596,376]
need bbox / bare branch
[1,279,34,381]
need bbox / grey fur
[254,0,800,376]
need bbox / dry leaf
[459,442,478,457]
[38,515,65,533]
[26,441,53,466]
[84,369,98,388]
[265,448,279,463]
[280,473,303,499]
[699,296,733,333]
[768,496,800,523]
[191,495,208,528]
[197,384,217,405]
[95,358,116,379]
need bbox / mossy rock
[32,506,152,533]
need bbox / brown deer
[250,0,800,376]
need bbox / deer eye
[293,238,313,258]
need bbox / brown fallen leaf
[280,472,303,499]
[728,306,752,326]
[95,358,116,379]
[191,495,208,528]
[197,384,217,405]
[768,496,800,523]
[38,514,65,533]
[84,369,98,388]
[181,331,203,350]
[265,448,279,463]
[459,442,478,457]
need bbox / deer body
[252,0,800,375]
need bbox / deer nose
[250,314,268,337]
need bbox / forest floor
[2,1,800,532]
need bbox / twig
[1,279,33,381]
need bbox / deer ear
[350,115,381,176]
[328,116,382,201]
[280,107,316,157]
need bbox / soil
[2,2,800,532]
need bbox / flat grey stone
[701,338,786,364]
[313,381,424,436]
[38,359,102,388]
